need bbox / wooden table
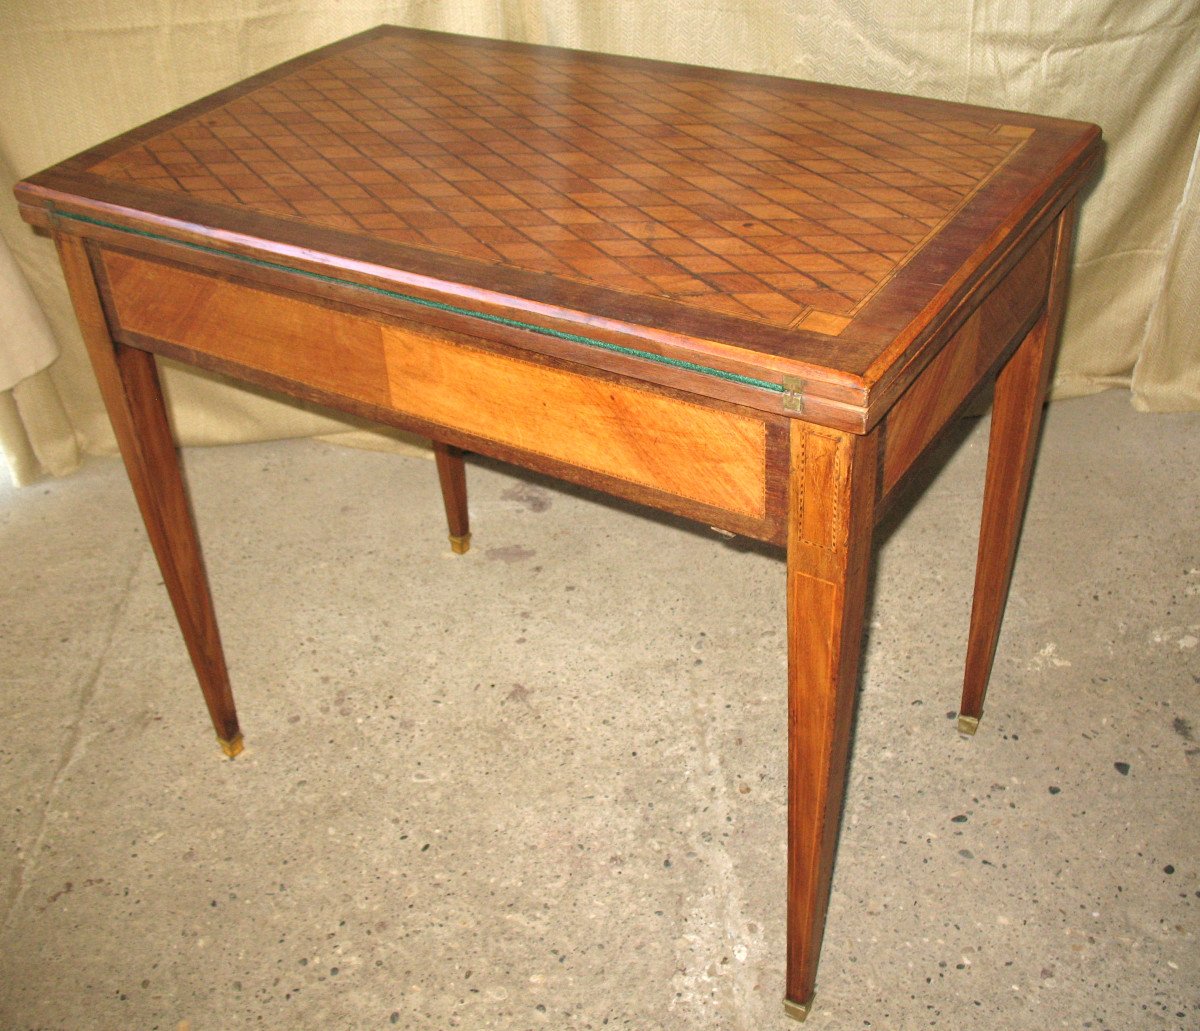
[15,26,1100,1020]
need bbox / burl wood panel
[100,248,769,521]
[879,222,1054,498]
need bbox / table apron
[878,220,1056,504]
[93,244,790,544]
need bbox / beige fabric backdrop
[2,0,1197,484]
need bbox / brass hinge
[782,375,805,413]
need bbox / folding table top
[16,26,1100,422]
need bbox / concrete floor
[0,389,1196,1031]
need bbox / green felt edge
[54,208,785,396]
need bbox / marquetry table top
[16,26,1099,421]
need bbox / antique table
[15,26,1100,1020]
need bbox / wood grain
[12,28,1105,1018]
[56,235,241,751]
[81,30,1032,332]
[785,420,879,1012]
[380,323,768,520]
[880,220,1053,499]
[432,441,470,550]
[100,248,770,522]
[15,26,1102,422]
[101,247,392,407]
[959,201,1077,726]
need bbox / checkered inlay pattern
[89,32,1030,330]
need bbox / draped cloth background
[2,0,1197,485]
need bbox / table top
[16,25,1099,424]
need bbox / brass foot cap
[218,732,245,759]
[957,714,980,736]
[449,533,471,555]
[782,997,812,1022]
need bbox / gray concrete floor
[0,389,1196,1031]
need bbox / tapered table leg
[433,441,470,554]
[784,422,879,1020]
[56,234,242,757]
[958,203,1077,735]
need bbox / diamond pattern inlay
[89,31,1031,331]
